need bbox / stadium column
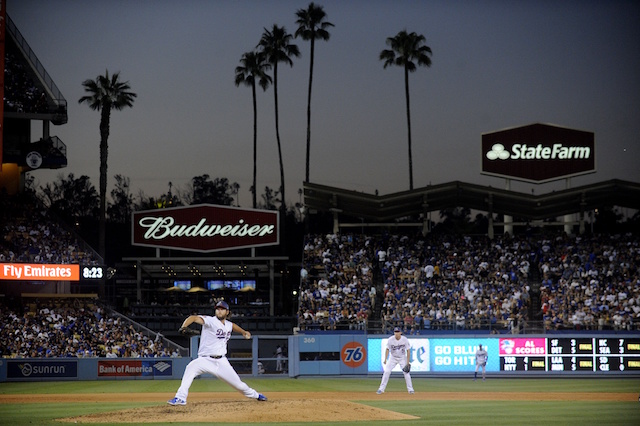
[504,179,513,235]
[136,260,142,303]
[563,178,573,235]
[269,259,274,316]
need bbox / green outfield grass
[1,377,638,426]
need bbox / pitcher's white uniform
[377,333,414,393]
[174,315,260,401]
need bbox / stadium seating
[299,232,640,333]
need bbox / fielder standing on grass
[167,300,267,405]
[474,343,488,381]
[377,326,414,394]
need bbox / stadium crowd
[0,299,180,358]
[537,233,640,331]
[298,234,375,331]
[0,192,101,265]
[298,233,533,334]
[299,231,640,333]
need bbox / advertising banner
[481,123,595,182]
[132,204,279,252]
[97,360,173,377]
[429,338,499,372]
[0,263,80,281]
[7,360,77,379]
[367,338,430,373]
[339,336,368,374]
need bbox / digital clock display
[81,266,105,279]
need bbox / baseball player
[376,326,414,394]
[474,343,488,381]
[167,300,267,405]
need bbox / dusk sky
[9,0,640,208]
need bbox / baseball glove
[402,364,411,373]
[179,326,200,336]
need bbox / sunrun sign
[132,204,279,252]
[481,123,595,183]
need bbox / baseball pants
[174,356,259,401]
[378,357,414,392]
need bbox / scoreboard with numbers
[362,335,640,376]
[499,337,640,372]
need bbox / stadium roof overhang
[303,179,640,223]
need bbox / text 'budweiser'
[138,217,275,240]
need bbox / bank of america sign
[132,205,279,252]
[481,123,595,183]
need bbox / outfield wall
[2,333,639,381]
[291,333,640,377]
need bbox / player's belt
[209,355,223,359]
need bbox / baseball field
[0,376,638,425]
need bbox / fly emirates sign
[481,123,595,182]
[1,264,80,281]
[132,204,279,252]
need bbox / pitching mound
[57,398,418,423]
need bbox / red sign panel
[132,204,279,252]
[0,263,79,281]
[481,123,595,182]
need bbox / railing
[297,318,640,335]
[130,312,296,335]
[47,135,67,157]
[108,309,189,357]
[6,14,68,113]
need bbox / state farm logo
[486,144,510,160]
[132,204,279,252]
[486,143,591,161]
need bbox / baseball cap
[393,327,402,333]
[215,301,230,310]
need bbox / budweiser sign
[132,205,279,252]
[481,123,595,183]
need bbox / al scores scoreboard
[499,337,640,372]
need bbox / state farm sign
[132,205,279,252]
[481,123,595,182]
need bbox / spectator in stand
[300,231,638,334]
[0,192,101,265]
[0,299,178,358]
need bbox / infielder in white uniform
[377,327,414,394]
[167,300,267,405]
[474,344,488,381]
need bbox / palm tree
[258,25,300,217]
[380,30,432,190]
[235,51,272,209]
[79,70,136,261]
[295,2,333,183]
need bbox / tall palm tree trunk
[305,39,315,183]
[404,66,413,190]
[99,106,111,261]
[273,63,286,216]
[252,82,258,209]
